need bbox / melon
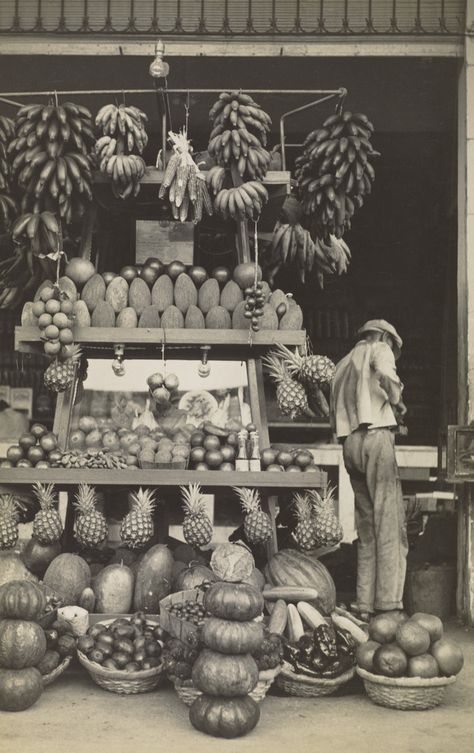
[185,305,205,329]
[129,277,151,316]
[93,563,134,613]
[72,300,91,328]
[232,301,249,330]
[21,302,37,327]
[161,305,184,329]
[279,304,304,330]
[269,289,288,311]
[198,278,220,314]
[259,304,278,330]
[206,306,231,329]
[43,554,91,606]
[20,539,62,578]
[138,305,161,328]
[264,549,336,615]
[151,274,174,312]
[174,273,198,314]
[81,273,106,313]
[220,280,244,312]
[116,307,138,328]
[91,300,115,328]
[0,552,37,588]
[105,277,129,313]
[133,544,174,613]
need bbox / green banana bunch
[95,104,148,153]
[8,101,94,223]
[0,116,19,231]
[295,109,379,240]
[214,181,268,222]
[11,210,60,256]
[159,129,213,223]
[208,91,272,181]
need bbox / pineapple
[120,487,156,549]
[309,486,343,547]
[74,483,108,548]
[0,495,20,550]
[44,344,82,393]
[32,482,63,544]
[233,486,272,545]
[273,342,336,387]
[291,493,317,551]
[262,353,314,420]
[180,483,213,547]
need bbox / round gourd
[0,551,37,588]
[265,548,336,615]
[0,667,43,711]
[0,580,46,621]
[201,618,263,655]
[204,582,264,622]
[20,538,62,578]
[133,544,174,613]
[189,694,260,738]
[0,619,47,669]
[192,649,259,697]
[173,564,218,592]
[43,553,91,606]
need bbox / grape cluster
[243,280,266,332]
[168,599,212,628]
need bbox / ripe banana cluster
[213,181,268,222]
[266,221,351,285]
[0,116,18,230]
[95,104,148,200]
[208,91,272,181]
[295,110,379,239]
[159,129,213,223]
[12,210,60,256]
[8,101,94,223]
[95,104,148,153]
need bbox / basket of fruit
[355,612,464,710]
[159,589,209,643]
[76,614,165,694]
[38,618,78,686]
[42,655,72,687]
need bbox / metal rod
[0,96,23,107]
[0,88,345,98]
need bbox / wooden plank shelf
[93,168,291,187]
[0,468,326,489]
[15,326,306,353]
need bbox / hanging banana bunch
[295,109,379,240]
[207,91,271,222]
[8,100,94,224]
[95,104,147,200]
[159,129,213,223]
[0,116,18,231]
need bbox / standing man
[330,320,408,620]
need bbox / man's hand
[394,401,407,419]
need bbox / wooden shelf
[0,468,326,489]
[15,326,306,354]
[93,168,291,187]
[268,422,331,429]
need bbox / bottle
[248,431,261,472]
[235,429,249,471]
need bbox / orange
[431,638,464,676]
[408,653,439,678]
[356,640,381,672]
[373,643,408,677]
[409,612,443,642]
[368,614,399,644]
[395,621,431,656]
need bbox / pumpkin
[0,580,46,621]
[189,694,260,738]
[192,649,259,697]
[0,551,37,587]
[0,667,43,711]
[173,564,218,592]
[202,618,263,655]
[133,544,174,613]
[43,553,91,606]
[242,567,265,591]
[20,538,62,577]
[0,619,47,669]
[265,548,336,615]
[204,582,264,622]
[210,543,254,582]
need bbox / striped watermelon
[264,549,336,615]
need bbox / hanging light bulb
[149,40,170,79]
[112,345,125,376]
[198,346,211,378]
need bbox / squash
[210,543,254,582]
[93,563,134,614]
[20,538,62,578]
[192,649,259,697]
[202,618,263,655]
[189,694,260,738]
[133,544,174,613]
[0,619,47,669]
[43,553,91,606]
[267,599,288,636]
[173,564,218,592]
[0,551,37,587]
[0,667,43,711]
[286,604,305,644]
[204,582,264,622]
[265,549,336,615]
[0,580,46,621]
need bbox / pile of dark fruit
[77,613,165,672]
[167,599,212,629]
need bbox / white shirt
[330,340,403,439]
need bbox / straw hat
[357,319,403,359]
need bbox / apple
[102,431,120,452]
[79,416,98,434]
[69,429,86,450]
[147,372,164,389]
[85,429,102,449]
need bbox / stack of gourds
[0,580,47,711]
[189,549,265,738]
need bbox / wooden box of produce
[159,589,205,643]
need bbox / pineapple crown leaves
[32,482,57,510]
[129,487,157,514]
[308,484,337,511]
[262,352,294,383]
[180,483,207,516]
[73,483,99,516]
[292,492,313,520]
[0,494,23,521]
[232,486,262,514]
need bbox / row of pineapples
[262,342,336,419]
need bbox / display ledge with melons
[18,258,306,349]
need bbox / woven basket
[159,589,205,644]
[356,667,457,710]
[42,656,71,687]
[275,661,355,697]
[174,665,282,706]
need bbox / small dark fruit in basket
[51,620,71,637]
[114,638,134,655]
[96,632,114,647]
[103,658,118,669]
[90,648,105,664]
[57,634,76,658]
[142,657,161,670]
[44,629,59,649]
[134,636,146,651]
[77,635,95,655]
[88,624,107,640]
[134,649,146,664]
[125,662,140,672]
[112,652,129,669]
[96,640,113,658]
[154,626,167,641]
[145,642,162,658]
[113,625,135,640]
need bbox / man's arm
[370,341,403,406]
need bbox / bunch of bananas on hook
[95,104,148,200]
[207,168,269,222]
[295,109,379,240]
[8,101,94,223]
[208,91,272,181]
[0,116,18,230]
[159,129,213,223]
